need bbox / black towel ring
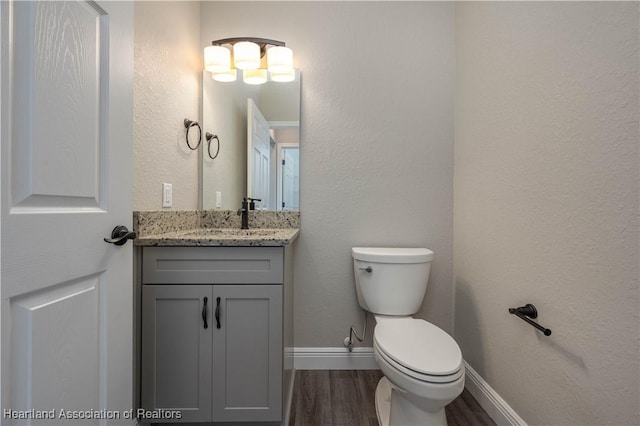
[184,118,202,150]
[205,132,221,160]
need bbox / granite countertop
[135,227,299,247]
[133,210,300,247]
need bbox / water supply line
[344,311,368,352]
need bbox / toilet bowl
[352,247,465,426]
[373,317,464,426]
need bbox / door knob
[104,225,136,246]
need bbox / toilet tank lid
[352,247,434,263]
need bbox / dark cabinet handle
[215,297,221,329]
[104,225,136,246]
[202,297,208,329]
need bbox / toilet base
[375,377,392,426]
[375,377,448,426]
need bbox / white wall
[133,1,202,211]
[454,2,639,424]
[201,1,455,346]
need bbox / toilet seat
[375,341,464,384]
[374,318,463,384]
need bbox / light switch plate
[216,191,222,208]
[162,183,172,208]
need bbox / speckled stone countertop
[133,210,300,247]
[135,228,299,247]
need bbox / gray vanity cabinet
[212,284,282,422]
[141,285,213,423]
[140,246,285,424]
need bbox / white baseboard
[293,347,379,370]
[464,361,527,426]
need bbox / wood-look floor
[289,370,496,426]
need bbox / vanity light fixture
[204,37,294,84]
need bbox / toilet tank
[352,247,434,315]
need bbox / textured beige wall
[454,2,639,424]
[133,2,201,211]
[201,2,455,346]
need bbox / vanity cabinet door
[141,285,213,423]
[212,285,283,422]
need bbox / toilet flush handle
[359,266,372,273]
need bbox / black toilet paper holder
[508,304,552,336]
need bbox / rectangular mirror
[201,70,300,211]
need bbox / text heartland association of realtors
[3,408,182,420]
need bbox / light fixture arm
[211,37,285,57]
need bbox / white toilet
[352,247,465,426]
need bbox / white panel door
[1,1,133,424]
[247,99,270,209]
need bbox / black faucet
[248,198,261,210]
[237,197,262,229]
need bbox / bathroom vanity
[134,211,298,426]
